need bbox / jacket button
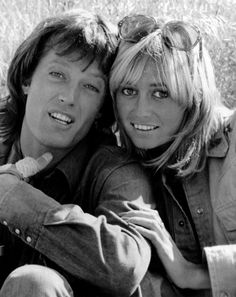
[196,207,204,215]
[15,228,20,235]
[26,236,32,243]
[178,220,185,227]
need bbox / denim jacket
[0,136,154,296]
[140,111,236,297]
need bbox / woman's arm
[121,208,211,290]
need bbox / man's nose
[57,89,76,106]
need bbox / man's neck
[20,135,72,170]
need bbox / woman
[110,15,236,297]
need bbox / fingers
[15,153,53,178]
[121,209,164,225]
[126,219,168,249]
[122,216,164,232]
[133,225,155,241]
[36,153,53,171]
[120,209,159,218]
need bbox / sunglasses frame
[118,15,202,55]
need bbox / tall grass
[0,0,235,105]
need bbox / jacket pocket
[216,204,236,243]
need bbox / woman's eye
[49,71,65,79]
[153,90,169,99]
[84,84,99,93]
[122,88,136,96]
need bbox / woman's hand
[121,208,210,289]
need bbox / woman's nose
[134,94,150,116]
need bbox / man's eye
[122,88,136,96]
[153,90,169,99]
[84,84,99,93]
[49,71,65,79]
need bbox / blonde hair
[110,19,233,177]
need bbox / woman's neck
[138,141,173,161]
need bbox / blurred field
[0,0,235,106]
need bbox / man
[0,9,153,297]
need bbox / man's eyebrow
[48,59,70,67]
[49,59,106,82]
[90,72,107,82]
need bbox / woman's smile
[131,122,159,132]
[117,60,185,149]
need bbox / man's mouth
[49,112,73,125]
[131,123,159,131]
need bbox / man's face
[21,49,106,154]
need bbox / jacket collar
[207,120,232,158]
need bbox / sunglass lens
[162,21,201,51]
[119,15,156,42]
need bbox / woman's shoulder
[90,144,137,169]
[227,109,236,129]
[85,144,154,197]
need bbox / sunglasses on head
[118,15,202,56]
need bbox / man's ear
[22,79,31,94]
[22,84,29,95]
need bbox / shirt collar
[6,139,23,163]
[54,135,94,193]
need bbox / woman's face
[116,59,185,150]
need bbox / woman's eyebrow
[150,82,167,88]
